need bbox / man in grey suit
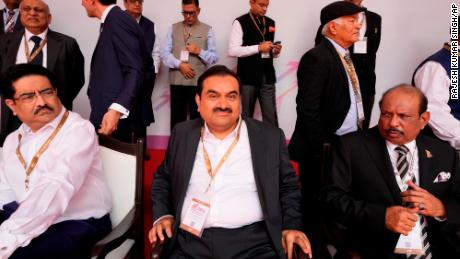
[149,65,311,259]
[0,0,84,143]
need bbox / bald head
[380,84,428,115]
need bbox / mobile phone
[274,41,281,45]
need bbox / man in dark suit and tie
[321,85,460,258]
[0,0,84,143]
[0,0,23,34]
[288,1,366,248]
[123,0,158,131]
[149,65,312,259]
[82,0,150,143]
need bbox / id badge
[180,50,190,62]
[179,198,210,237]
[356,100,365,121]
[354,37,367,54]
[394,217,424,255]
[261,52,270,59]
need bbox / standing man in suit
[320,85,460,258]
[82,0,149,143]
[0,0,84,143]
[161,0,218,131]
[413,40,460,150]
[0,0,23,34]
[228,0,281,127]
[346,0,381,129]
[123,0,158,130]
[288,0,365,244]
[149,65,312,259]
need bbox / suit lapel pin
[425,149,432,158]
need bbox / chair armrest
[91,207,137,258]
[151,240,167,259]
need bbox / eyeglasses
[182,11,197,17]
[127,0,143,4]
[13,87,56,104]
[21,6,47,15]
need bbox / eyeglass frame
[12,87,57,104]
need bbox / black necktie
[30,36,43,66]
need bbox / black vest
[236,13,276,85]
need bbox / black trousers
[170,221,279,259]
[170,84,200,131]
[0,202,111,259]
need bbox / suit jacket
[320,128,460,258]
[151,117,303,258]
[289,39,351,161]
[138,15,156,126]
[89,6,147,131]
[0,29,84,142]
[0,9,23,35]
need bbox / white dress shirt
[326,37,359,136]
[180,119,264,229]
[414,61,460,149]
[0,109,112,258]
[16,29,48,67]
[386,140,419,189]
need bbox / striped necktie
[5,10,15,33]
[395,146,433,259]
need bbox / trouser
[170,84,200,131]
[241,78,278,127]
[170,221,279,259]
[0,202,112,259]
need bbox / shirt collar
[325,36,348,57]
[101,4,116,23]
[4,8,19,14]
[386,139,417,154]
[203,116,242,140]
[25,28,48,41]
[19,107,66,135]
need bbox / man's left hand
[186,43,201,55]
[281,230,312,259]
[272,43,282,55]
[401,180,447,218]
[98,109,121,135]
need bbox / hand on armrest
[149,217,175,245]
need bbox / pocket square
[433,171,451,183]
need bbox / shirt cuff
[109,103,129,119]
[434,216,447,222]
[153,215,174,226]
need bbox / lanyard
[201,119,242,193]
[23,34,48,64]
[16,110,69,191]
[249,12,266,41]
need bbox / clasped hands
[385,180,446,236]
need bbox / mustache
[33,105,54,115]
[212,107,232,113]
[385,127,404,134]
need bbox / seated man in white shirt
[0,64,112,259]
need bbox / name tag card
[179,198,210,237]
[394,216,424,255]
[261,52,270,59]
[354,37,368,54]
[180,50,190,62]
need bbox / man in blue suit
[81,0,150,143]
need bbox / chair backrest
[98,135,144,227]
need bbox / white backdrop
[1,0,452,140]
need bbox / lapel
[323,39,349,90]
[416,136,434,189]
[0,10,4,33]
[364,129,402,203]
[175,119,202,214]
[244,118,268,208]
[46,30,60,72]
[4,31,22,67]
